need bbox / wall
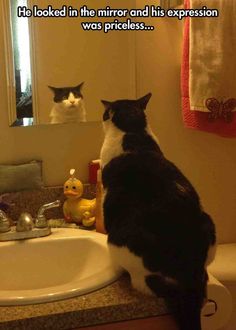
[136,0,236,243]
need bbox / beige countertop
[0,273,168,330]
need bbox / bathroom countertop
[0,274,169,330]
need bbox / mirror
[2,0,136,127]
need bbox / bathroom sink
[0,228,122,306]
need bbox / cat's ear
[136,93,152,110]
[101,100,112,110]
[48,86,58,94]
[75,82,84,91]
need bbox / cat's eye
[62,96,67,100]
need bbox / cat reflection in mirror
[100,94,216,330]
[49,82,86,124]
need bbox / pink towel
[181,0,236,137]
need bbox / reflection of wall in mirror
[30,0,136,125]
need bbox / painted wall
[136,0,236,243]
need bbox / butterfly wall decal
[205,98,236,123]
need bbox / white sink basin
[0,228,122,306]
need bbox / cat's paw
[130,275,154,296]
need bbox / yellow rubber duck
[63,169,96,227]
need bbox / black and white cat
[49,82,86,124]
[100,93,216,330]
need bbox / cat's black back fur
[101,94,216,330]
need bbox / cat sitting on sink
[49,82,86,124]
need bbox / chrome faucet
[0,200,60,242]
[35,200,61,228]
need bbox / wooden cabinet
[77,315,178,330]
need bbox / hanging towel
[181,0,236,137]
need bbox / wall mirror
[1,0,136,127]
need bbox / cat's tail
[146,271,207,330]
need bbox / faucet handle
[16,213,34,232]
[35,200,61,228]
[0,210,11,233]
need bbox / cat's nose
[70,100,75,104]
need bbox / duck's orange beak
[64,190,79,197]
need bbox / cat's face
[48,83,84,110]
[101,93,152,133]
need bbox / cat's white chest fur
[100,121,125,168]
[100,120,160,168]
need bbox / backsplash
[0,185,96,223]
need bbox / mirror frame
[1,0,40,126]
